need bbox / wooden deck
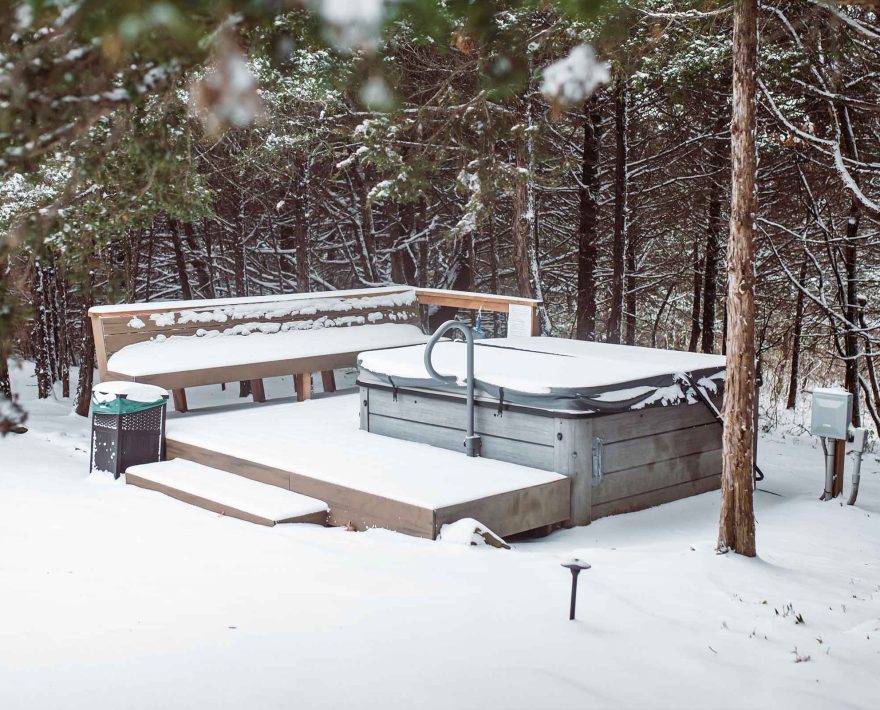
[163,394,570,539]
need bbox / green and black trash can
[90,382,169,478]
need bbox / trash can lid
[93,381,169,403]
[92,381,169,415]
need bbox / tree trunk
[168,218,193,301]
[625,233,637,344]
[575,96,602,340]
[608,79,628,344]
[688,235,702,352]
[843,203,862,428]
[0,358,10,400]
[701,137,724,353]
[718,0,758,558]
[295,158,311,292]
[512,136,533,299]
[786,259,808,410]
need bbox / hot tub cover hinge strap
[497,387,505,417]
[388,376,399,402]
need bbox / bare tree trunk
[0,358,10,400]
[512,136,533,299]
[74,256,95,417]
[608,79,628,344]
[625,233,637,344]
[843,200,862,428]
[688,235,702,352]
[701,141,724,353]
[168,218,193,301]
[295,157,312,292]
[786,258,808,410]
[182,221,211,297]
[576,96,601,340]
[718,0,758,558]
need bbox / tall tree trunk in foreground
[608,79,628,344]
[575,97,601,340]
[718,0,758,557]
[786,258,807,410]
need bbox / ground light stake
[561,558,591,620]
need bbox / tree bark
[575,96,602,340]
[608,79,628,344]
[786,258,808,410]
[168,217,193,301]
[625,234,637,344]
[701,133,725,353]
[718,0,758,558]
[688,235,702,352]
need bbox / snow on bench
[126,459,329,527]
[89,286,544,413]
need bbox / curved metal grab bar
[423,320,481,457]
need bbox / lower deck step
[125,459,329,527]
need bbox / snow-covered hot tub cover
[357,337,726,415]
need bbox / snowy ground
[2,360,880,709]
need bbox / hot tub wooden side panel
[590,406,722,520]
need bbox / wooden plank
[591,473,721,520]
[90,313,109,382]
[249,378,266,403]
[295,373,312,401]
[365,385,555,444]
[125,472,329,527]
[166,438,289,489]
[434,479,570,539]
[414,288,541,314]
[593,449,722,506]
[164,438,436,538]
[601,423,721,475]
[108,350,367,390]
[172,388,188,414]
[321,370,336,393]
[553,417,593,526]
[592,403,720,444]
[367,412,555,471]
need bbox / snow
[92,381,168,403]
[358,337,725,396]
[540,45,610,106]
[438,518,507,548]
[127,459,328,521]
[3,360,880,709]
[166,395,565,509]
[88,285,414,315]
[108,323,428,377]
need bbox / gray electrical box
[810,388,852,440]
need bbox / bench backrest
[89,286,542,380]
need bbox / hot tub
[357,337,726,526]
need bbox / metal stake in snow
[561,558,590,620]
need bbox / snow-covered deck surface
[358,336,726,395]
[108,323,428,377]
[165,394,565,509]
[126,459,328,522]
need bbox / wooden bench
[89,286,541,413]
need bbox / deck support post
[320,370,336,394]
[295,373,312,402]
[172,388,188,414]
[249,379,266,403]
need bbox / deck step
[125,459,329,527]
